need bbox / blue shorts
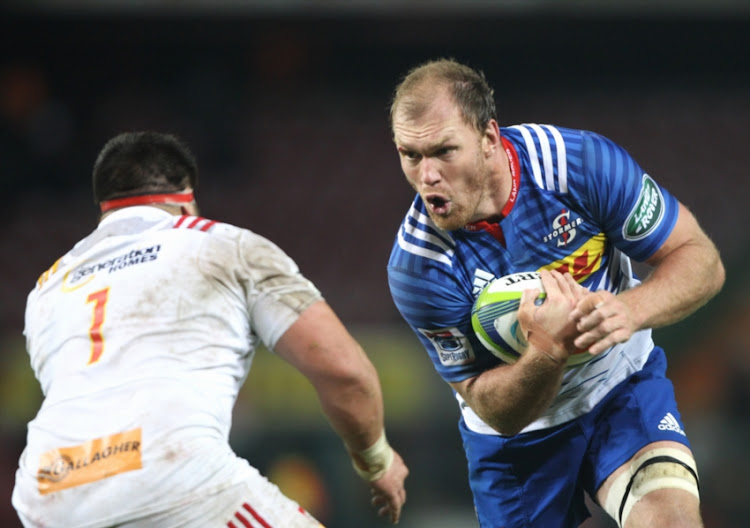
[459,347,691,528]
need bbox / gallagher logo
[543,209,583,247]
[539,233,606,282]
[36,428,142,495]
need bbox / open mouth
[425,195,450,215]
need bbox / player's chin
[429,212,465,231]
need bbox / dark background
[1,3,749,527]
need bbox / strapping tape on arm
[350,432,394,482]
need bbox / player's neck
[100,203,198,221]
[479,144,516,224]
[496,137,520,219]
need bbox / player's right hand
[518,270,587,362]
[369,449,408,524]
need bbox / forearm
[314,359,385,451]
[455,348,566,436]
[621,236,724,330]
[312,357,397,481]
[272,300,389,456]
[459,271,588,436]
[268,302,406,521]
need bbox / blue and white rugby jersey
[387,124,679,435]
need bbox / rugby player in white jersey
[13,131,408,528]
[387,59,724,528]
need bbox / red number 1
[86,288,109,364]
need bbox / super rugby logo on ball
[471,272,545,364]
[471,271,593,367]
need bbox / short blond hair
[389,58,497,135]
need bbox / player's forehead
[392,92,471,149]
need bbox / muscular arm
[450,349,566,436]
[273,300,408,523]
[274,300,384,451]
[450,270,586,436]
[573,203,725,353]
[621,202,725,328]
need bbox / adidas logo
[473,268,495,295]
[657,412,686,436]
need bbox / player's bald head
[390,58,497,135]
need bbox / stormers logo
[624,174,664,241]
[543,209,583,247]
[539,233,606,283]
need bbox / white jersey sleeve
[232,227,322,350]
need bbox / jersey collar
[99,205,175,227]
[464,135,521,233]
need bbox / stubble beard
[429,205,471,231]
[427,156,489,231]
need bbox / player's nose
[419,158,441,186]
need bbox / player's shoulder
[501,123,615,154]
[170,216,301,281]
[501,123,625,195]
[169,214,251,247]
[169,214,224,234]
[503,124,640,183]
[172,216,290,260]
[172,212,295,252]
[389,195,457,273]
[168,215,244,262]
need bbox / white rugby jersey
[13,206,322,527]
[388,125,679,436]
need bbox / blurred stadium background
[1,1,749,527]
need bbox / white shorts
[17,466,324,528]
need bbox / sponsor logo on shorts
[419,327,475,366]
[37,428,142,494]
[658,412,686,436]
[623,174,665,241]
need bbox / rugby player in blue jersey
[386,58,724,528]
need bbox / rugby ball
[471,271,593,367]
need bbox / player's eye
[435,146,455,158]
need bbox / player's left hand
[369,449,408,524]
[570,289,638,355]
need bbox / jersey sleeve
[387,263,499,383]
[227,228,323,349]
[577,131,679,262]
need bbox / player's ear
[482,119,501,156]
